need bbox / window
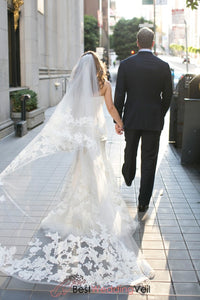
[8,10,21,87]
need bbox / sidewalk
[0,92,200,300]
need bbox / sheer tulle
[0,54,154,287]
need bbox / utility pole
[99,0,102,47]
[153,0,156,54]
[184,19,189,74]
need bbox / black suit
[114,51,173,206]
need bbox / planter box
[11,107,45,129]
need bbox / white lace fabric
[0,54,155,287]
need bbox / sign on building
[172,26,185,41]
[142,0,167,4]
[172,9,185,25]
[156,0,167,4]
[96,47,104,59]
[142,0,153,4]
[139,23,154,28]
[97,10,103,28]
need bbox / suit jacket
[114,51,173,131]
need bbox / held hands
[115,123,124,135]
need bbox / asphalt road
[110,54,200,88]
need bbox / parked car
[173,71,184,89]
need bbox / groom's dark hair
[137,27,154,49]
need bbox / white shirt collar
[139,49,152,53]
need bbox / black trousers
[122,129,161,206]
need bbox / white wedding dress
[0,55,154,287]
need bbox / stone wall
[37,0,84,108]
[0,0,84,139]
[0,0,14,139]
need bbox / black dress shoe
[122,166,132,186]
[138,205,149,213]
[124,177,132,187]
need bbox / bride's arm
[103,81,123,129]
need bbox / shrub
[10,89,38,112]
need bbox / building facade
[84,0,109,64]
[0,0,84,139]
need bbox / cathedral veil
[0,53,154,287]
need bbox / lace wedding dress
[0,54,154,287]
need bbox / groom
[114,27,172,212]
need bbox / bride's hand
[115,123,124,135]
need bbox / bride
[0,51,154,288]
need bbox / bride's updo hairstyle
[82,51,107,89]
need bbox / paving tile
[156,214,176,220]
[118,294,147,300]
[180,227,200,234]
[196,270,200,282]
[172,208,193,214]
[0,290,32,300]
[142,250,166,260]
[151,270,171,282]
[141,226,161,234]
[89,294,117,299]
[148,296,176,300]
[160,227,181,234]
[163,240,187,250]
[174,282,200,296]
[175,214,196,220]
[31,291,52,300]
[188,250,200,259]
[175,297,200,300]
[161,233,184,241]
[142,234,162,241]
[0,276,10,289]
[170,270,198,283]
[164,249,190,260]
[172,203,190,209]
[6,277,34,290]
[158,220,179,227]
[141,241,164,250]
[177,219,199,227]
[33,284,54,291]
[147,260,169,270]
[188,203,200,208]
[154,202,172,208]
[185,241,200,250]
[168,259,194,271]
[193,260,200,270]
[183,234,200,241]
[155,208,174,214]
[147,282,174,295]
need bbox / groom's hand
[115,124,123,135]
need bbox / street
[110,54,200,88]
[158,55,200,88]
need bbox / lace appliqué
[0,223,153,286]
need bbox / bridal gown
[0,95,154,287]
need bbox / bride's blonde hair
[82,51,107,89]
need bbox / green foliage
[84,15,99,52]
[170,43,200,55]
[112,17,153,61]
[186,0,200,9]
[170,44,185,52]
[109,35,114,49]
[10,89,38,112]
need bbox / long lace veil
[0,54,154,287]
[0,54,104,215]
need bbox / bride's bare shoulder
[100,80,111,96]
